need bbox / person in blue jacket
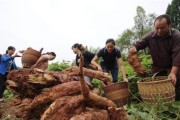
[0,46,20,102]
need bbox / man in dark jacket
[129,14,180,100]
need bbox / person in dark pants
[72,43,96,83]
[0,46,20,102]
[91,39,128,83]
[129,14,180,100]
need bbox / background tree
[116,29,134,53]
[87,46,100,54]
[166,0,180,31]
[116,6,156,54]
[133,6,147,40]
[133,6,157,42]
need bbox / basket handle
[152,72,160,81]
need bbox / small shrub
[48,61,71,71]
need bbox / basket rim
[105,81,128,87]
[137,78,172,84]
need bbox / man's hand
[13,53,21,57]
[168,72,177,85]
[129,46,137,55]
[97,66,103,72]
[19,50,25,53]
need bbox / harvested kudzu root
[5,57,128,120]
[127,52,147,77]
[41,95,85,120]
[19,81,81,112]
[61,66,112,83]
[79,56,116,108]
[70,109,109,120]
[110,108,128,120]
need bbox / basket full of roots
[127,52,175,104]
[137,75,175,104]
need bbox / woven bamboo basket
[21,48,42,68]
[137,74,175,104]
[104,81,130,107]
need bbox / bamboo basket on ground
[104,81,130,107]
[137,74,175,104]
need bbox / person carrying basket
[129,14,180,100]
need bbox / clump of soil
[0,102,21,120]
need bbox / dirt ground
[0,101,21,120]
[0,100,39,120]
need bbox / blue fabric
[0,54,18,75]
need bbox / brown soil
[0,98,38,120]
[0,102,21,120]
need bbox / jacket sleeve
[1,54,14,62]
[172,31,180,66]
[134,33,151,51]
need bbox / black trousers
[0,73,8,98]
[157,70,180,101]
[100,62,119,83]
[175,71,180,100]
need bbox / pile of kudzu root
[5,58,128,120]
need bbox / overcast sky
[0,0,172,67]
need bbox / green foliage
[116,29,134,53]
[121,53,127,61]
[133,6,157,41]
[91,79,105,96]
[3,89,16,102]
[166,0,180,31]
[91,79,102,89]
[48,61,71,71]
[87,46,100,54]
[145,13,157,33]
[127,76,142,103]
[125,101,180,120]
[133,6,147,40]
[138,54,152,72]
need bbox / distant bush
[48,61,71,71]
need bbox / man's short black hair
[154,14,171,25]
